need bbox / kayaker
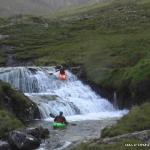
[56,66,65,74]
[55,65,67,80]
[55,65,64,72]
[54,111,68,124]
[60,68,65,75]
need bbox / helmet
[59,111,63,116]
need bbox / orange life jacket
[59,73,66,80]
[54,116,66,123]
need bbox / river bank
[28,118,119,150]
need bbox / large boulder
[0,140,11,150]
[8,131,40,150]
[101,130,150,144]
[26,127,49,140]
[0,81,41,123]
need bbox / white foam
[54,141,72,150]
[0,67,128,120]
[45,110,128,122]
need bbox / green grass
[72,138,149,150]
[0,0,150,102]
[101,103,150,138]
[0,110,23,138]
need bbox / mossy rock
[0,81,40,123]
[0,110,23,138]
[40,95,59,101]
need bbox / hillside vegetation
[0,0,150,107]
[0,0,109,17]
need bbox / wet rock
[0,140,11,150]
[0,35,9,40]
[26,127,49,140]
[55,65,63,70]
[8,131,40,150]
[40,95,59,101]
[101,130,150,144]
[28,68,38,74]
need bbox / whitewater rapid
[0,67,128,121]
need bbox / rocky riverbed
[28,118,118,150]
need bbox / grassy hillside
[0,0,109,17]
[0,0,150,106]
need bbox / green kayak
[52,122,66,128]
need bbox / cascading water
[0,67,127,121]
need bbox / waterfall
[0,67,127,120]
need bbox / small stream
[0,67,128,150]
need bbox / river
[0,67,128,149]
